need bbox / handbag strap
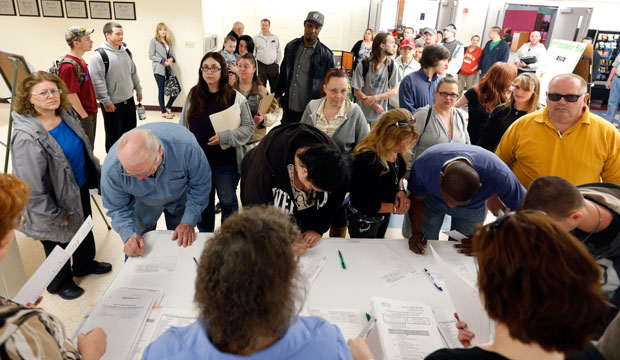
[413,105,433,149]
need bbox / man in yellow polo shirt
[496,73,620,188]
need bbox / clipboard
[258,93,275,115]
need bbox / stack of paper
[350,243,416,287]
[309,307,366,340]
[131,235,184,274]
[74,287,163,360]
[433,310,462,349]
[429,243,494,346]
[369,296,445,360]
[297,248,328,283]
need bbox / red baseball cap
[400,39,415,48]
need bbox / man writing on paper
[101,123,211,257]
[240,123,348,255]
[406,143,525,254]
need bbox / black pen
[193,257,198,266]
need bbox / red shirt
[459,46,483,76]
[57,54,98,115]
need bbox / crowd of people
[3,10,620,360]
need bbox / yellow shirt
[496,107,620,188]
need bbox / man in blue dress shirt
[101,122,211,257]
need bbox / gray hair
[116,129,160,166]
[549,73,587,93]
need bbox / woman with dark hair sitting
[180,52,254,231]
[347,108,417,238]
[143,206,353,359]
[349,211,609,359]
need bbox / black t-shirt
[465,88,494,145]
[478,104,528,151]
[188,90,237,167]
[426,346,604,360]
[572,200,620,258]
[349,151,406,215]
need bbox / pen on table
[338,250,346,270]
[363,318,377,340]
[193,257,198,266]
[424,268,443,292]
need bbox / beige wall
[0,0,204,108]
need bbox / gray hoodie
[11,111,101,243]
[90,41,142,106]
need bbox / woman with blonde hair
[11,71,110,300]
[454,62,517,144]
[149,22,178,119]
[479,72,541,151]
[347,108,418,238]
[351,28,375,70]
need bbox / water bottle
[136,103,147,121]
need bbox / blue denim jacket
[101,122,211,242]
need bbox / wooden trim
[397,0,405,25]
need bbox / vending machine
[587,29,620,101]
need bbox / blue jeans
[198,165,240,232]
[154,74,178,113]
[422,193,486,240]
[606,76,620,125]
[346,204,390,238]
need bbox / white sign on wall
[536,40,586,105]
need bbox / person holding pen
[405,143,525,254]
[101,123,212,257]
[347,108,417,238]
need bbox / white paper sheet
[428,241,478,286]
[209,103,241,150]
[429,243,493,346]
[310,307,365,340]
[131,307,162,360]
[371,297,445,360]
[350,243,416,287]
[131,237,183,273]
[441,230,467,241]
[298,248,328,283]
[434,310,461,349]
[13,216,93,305]
[149,308,198,343]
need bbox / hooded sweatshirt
[90,41,142,106]
[240,123,347,234]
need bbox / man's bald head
[233,22,244,36]
[117,129,161,168]
[549,73,587,93]
[440,161,481,205]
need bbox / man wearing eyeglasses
[101,123,211,257]
[496,73,620,188]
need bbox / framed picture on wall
[16,0,39,16]
[65,0,87,18]
[112,1,134,20]
[42,0,64,17]
[0,0,17,16]
[89,0,110,19]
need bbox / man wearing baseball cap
[422,28,437,46]
[389,39,420,109]
[442,24,464,77]
[275,11,334,123]
[57,26,98,147]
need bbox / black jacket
[275,37,335,110]
[240,123,346,234]
[350,40,363,71]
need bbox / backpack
[96,43,133,76]
[361,57,394,80]
[49,56,85,85]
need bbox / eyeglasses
[120,152,160,178]
[547,93,584,102]
[200,66,221,73]
[394,118,416,127]
[31,89,62,97]
[438,91,459,99]
[14,214,26,228]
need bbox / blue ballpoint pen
[424,268,443,292]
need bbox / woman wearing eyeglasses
[180,52,254,231]
[454,62,517,145]
[347,109,418,238]
[233,53,278,148]
[411,77,470,162]
[11,71,110,300]
[478,72,541,152]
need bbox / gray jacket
[10,111,101,243]
[412,105,470,161]
[149,38,175,76]
[179,90,254,172]
[300,98,369,156]
[90,41,142,106]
